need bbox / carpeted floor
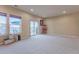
[0,35,79,54]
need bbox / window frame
[9,14,22,35]
[0,12,7,36]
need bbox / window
[9,15,21,34]
[0,13,7,35]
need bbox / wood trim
[0,12,7,16]
[9,14,21,19]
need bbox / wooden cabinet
[41,25,47,34]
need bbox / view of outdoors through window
[0,15,6,35]
[9,16,21,34]
[0,13,21,35]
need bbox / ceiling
[11,5,79,18]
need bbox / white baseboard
[60,34,79,38]
[46,34,79,38]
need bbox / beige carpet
[0,35,79,54]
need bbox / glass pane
[30,21,39,36]
[35,21,38,35]
[30,21,34,35]
[0,15,6,35]
[9,17,21,34]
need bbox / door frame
[29,19,40,36]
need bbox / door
[30,21,39,36]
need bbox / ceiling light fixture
[62,10,66,14]
[30,9,34,12]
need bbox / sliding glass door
[30,21,39,36]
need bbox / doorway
[30,21,39,36]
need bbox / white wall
[45,13,79,36]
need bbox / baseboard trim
[46,34,79,39]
